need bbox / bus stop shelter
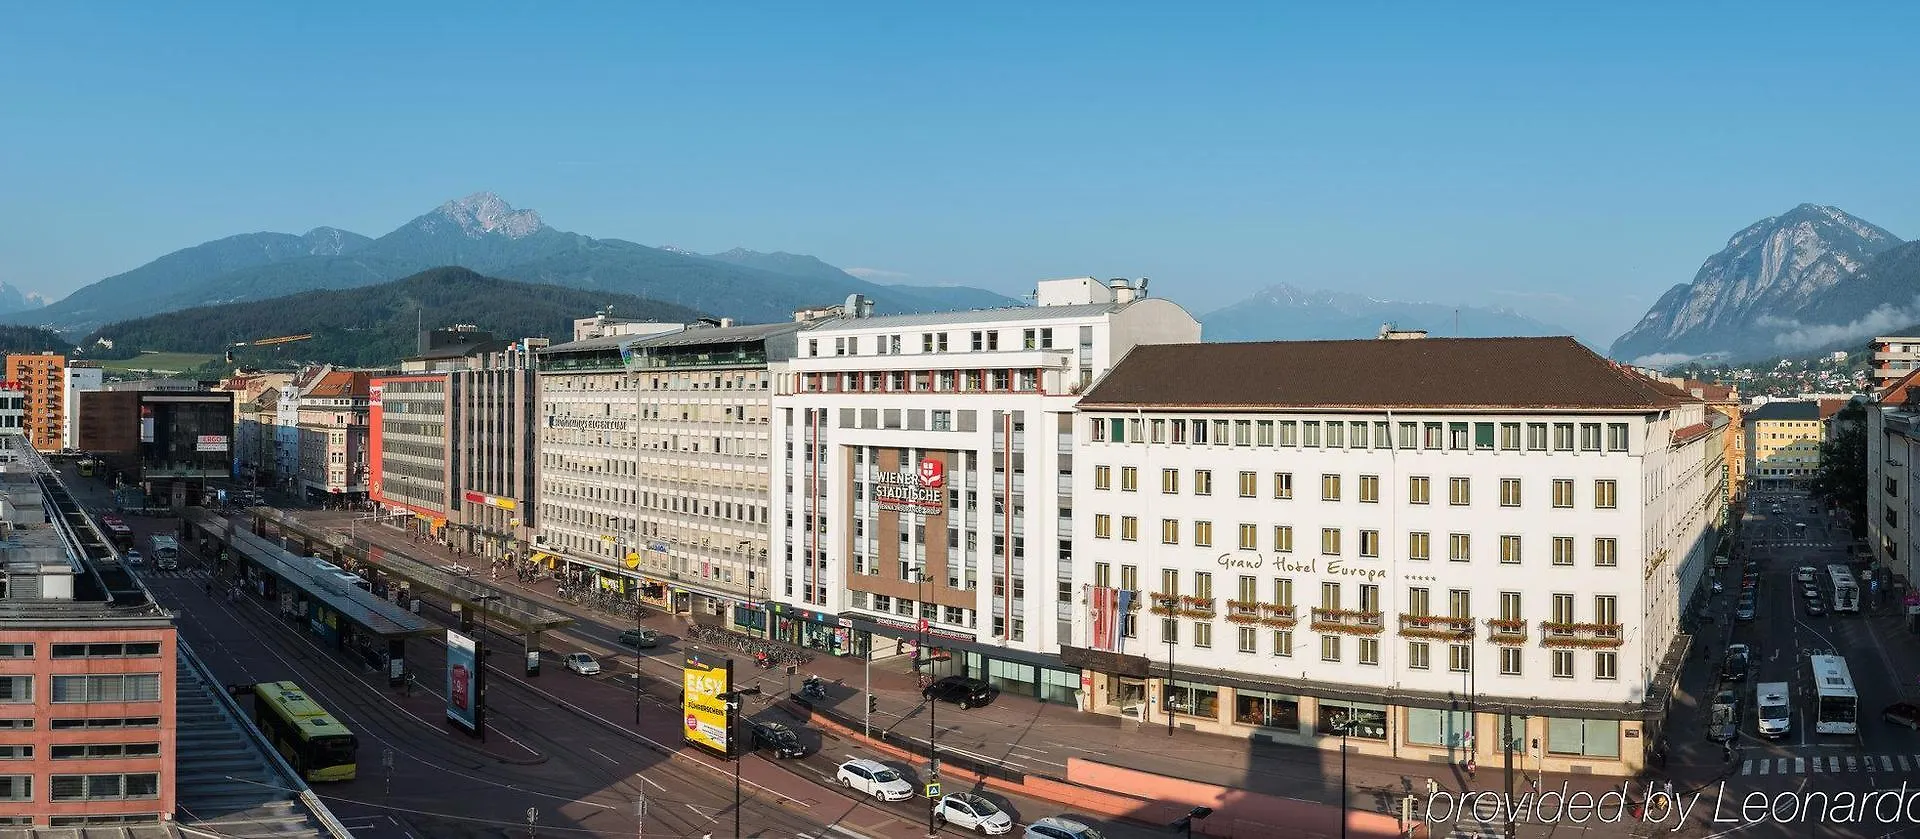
[242,508,574,672]
[183,508,436,681]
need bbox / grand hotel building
[768,278,1200,699]
[1070,336,1724,776]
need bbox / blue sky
[2,2,1916,344]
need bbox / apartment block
[5,353,66,452]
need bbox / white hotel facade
[1070,336,1724,775]
[768,278,1200,700]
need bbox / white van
[1757,681,1792,738]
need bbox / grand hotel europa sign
[872,459,946,515]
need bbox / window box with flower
[1397,614,1474,640]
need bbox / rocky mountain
[83,266,698,369]
[1201,284,1576,343]
[0,283,44,316]
[16,193,1010,333]
[1609,204,1904,364]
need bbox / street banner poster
[447,629,480,732]
[139,405,154,443]
[682,650,732,755]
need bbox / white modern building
[1068,336,1722,775]
[768,278,1200,700]
[535,318,810,627]
[61,362,103,450]
[1867,376,1917,586]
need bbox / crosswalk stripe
[1759,760,1771,775]
[1885,757,1896,772]
[1901,756,1912,772]
[1812,756,1824,773]
[1780,759,1791,774]
[1796,758,1806,774]
[1847,756,1859,772]
[1741,759,1754,776]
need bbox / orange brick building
[4,353,67,452]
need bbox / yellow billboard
[682,650,732,755]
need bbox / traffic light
[868,694,879,714]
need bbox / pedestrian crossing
[1739,754,1920,777]
[1750,541,1837,548]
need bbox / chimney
[1107,278,1136,304]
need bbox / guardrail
[177,636,356,839]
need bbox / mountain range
[1202,284,1577,343]
[82,267,699,369]
[1611,204,1920,365]
[13,193,1022,335]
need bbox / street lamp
[1330,714,1357,839]
[912,569,939,839]
[1169,806,1213,838]
[473,594,499,744]
[1166,628,1177,737]
[717,687,761,839]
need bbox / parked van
[1757,681,1792,738]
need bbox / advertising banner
[446,629,480,732]
[462,491,518,511]
[196,434,230,452]
[872,457,946,515]
[682,650,732,755]
[139,405,154,443]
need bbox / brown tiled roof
[306,371,369,399]
[1817,398,1851,420]
[1078,337,1697,410]
[1683,379,1737,401]
[1670,422,1712,446]
[1881,370,1920,405]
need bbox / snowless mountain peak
[427,192,545,239]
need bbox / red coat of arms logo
[918,458,945,489]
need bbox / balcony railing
[1310,607,1384,636]
[1486,618,1529,646]
[1397,614,1474,640]
[1538,621,1625,649]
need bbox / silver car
[1025,818,1105,839]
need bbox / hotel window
[1094,514,1112,539]
[1094,466,1111,490]
[1500,591,1522,622]
[1121,467,1138,492]
[1408,641,1431,669]
[1408,476,1430,504]
[1162,619,1179,645]
[1374,421,1392,448]
[1501,648,1522,676]
[1212,420,1230,445]
[1095,563,1111,588]
[1194,623,1213,649]
[1408,532,1430,561]
[1256,420,1274,446]
[1273,525,1294,553]
[1238,523,1258,550]
[1359,530,1380,558]
[1273,630,1294,656]
[1594,480,1618,509]
[1551,479,1574,508]
[1274,578,1294,608]
[1193,419,1209,444]
[1321,528,1341,556]
[1321,635,1341,662]
[1238,626,1258,653]
[1303,421,1321,447]
[1161,468,1180,494]
[1553,423,1574,451]
[1448,589,1471,620]
[1237,575,1259,602]
[1326,422,1345,448]
[1347,421,1367,448]
[1120,516,1138,541]
[1594,651,1619,680]
[1408,587,1431,616]
[1398,421,1418,449]
[1234,420,1253,446]
[1161,569,1181,597]
[1150,419,1166,443]
[1171,420,1187,444]
[1448,477,1471,506]
[1358,638,1379,665]
[1161,519,1180,545]
[1474,422,1495,450]
[1273,472,1294,499]
[1552,650,1574,678]
[1448,533,1471,562]
[1594,595,1618,627]
[1194,521,1214,548]
[1195,470,1213,496]
[1448,644,1471,673]
[1358,475,1379,503]
[1527,422,1548,451]
[1321,474,1341,501]
[1320,581,1341,610]
[1580,423,1602,451]
[1551,593,1575,626]
[1594,537,1618,567]
[1122,565,1138,592]
[1499,478,1521,507]
[1552,536,1574,566]
[1499,422,1521,450]
[1499,535,1522,565]
[1607,423,1629,452]
[1278,421,1298,446]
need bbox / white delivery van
[1757,681,1792,738]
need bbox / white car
[1025,818,1105,839]
[563,653,601,675]
[1796,566,1817,583]
[836,758,913,802]
[937,793,1013,835]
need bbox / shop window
[1167,680,1219,718]
[1233,689,1300,729]
[1547,718,1621,758]
[1315,701,1388,740]
[1406,708,1471,747]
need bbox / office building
[536,318,803,627]
[61,363,103,451]
[768,279,1201,699]
[1744,401,1824,489]
[369,373,449,536]
[5,353,66,452]
[1067,336,1721,776]
[75,385,235,505]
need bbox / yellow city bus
[251,681,359,781]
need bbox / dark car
[923,676,997,709]
[1709,690,1740,742]
[1722,645,1750,681]
[746,720,810,758]
[1736,602,1756,621]
[1805,598,1826,617]
[618,628,660,649]
[1885,703,1920,730]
